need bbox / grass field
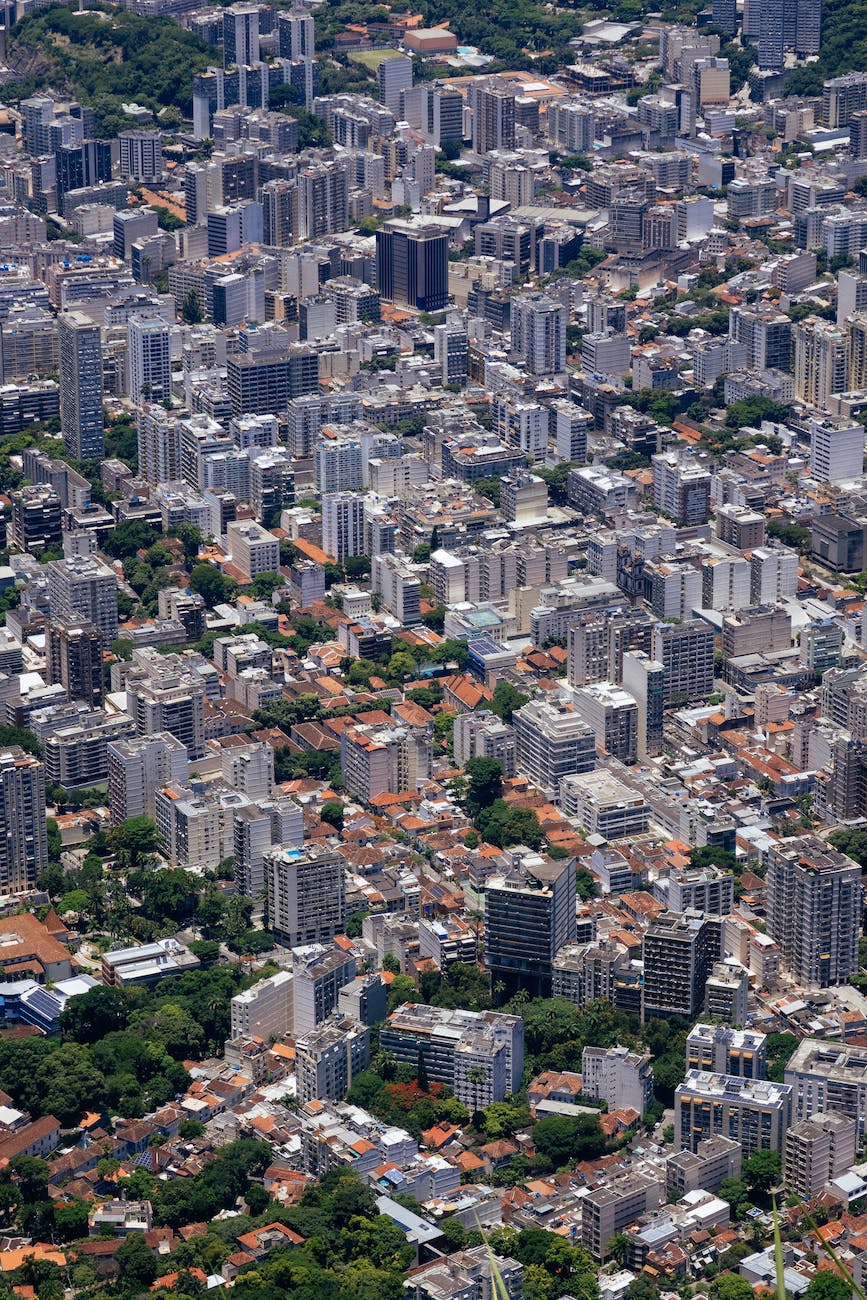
[348,47,401,70]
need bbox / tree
[115,1232,158,1288]
[490,681,529,724]
[61,986,129,1044]
[112,815,159,869]
[742,1149,780,1198]
[606,1234,629,1266]
[189,563,237,608]
[101,518,160,559]
[320,801,345,831]
[711,1276,754,1300]
[181,288,203,325]
[805,1274,852,1300]
[464,757,503,817]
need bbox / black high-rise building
[376,220,448,313]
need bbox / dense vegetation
[9,3,213,133]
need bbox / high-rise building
[127,313,171,405]
[510,292,567,375]
[513,696,596,797]
[234,798,303,901]
[0,747,48,894]
[472,78,516,154]
[46,617,104,709]
[225,519,279,578]
[794,317,848,410]
[652,450,711,525]
[381,1003,524,1104]
[266,844,346,948]
[321,493,365,564]
[687,1024,767,1078]
[809,417,865,483]
[786,1038,867,1138]
[767,835,862,987]
[222,2,260,66]
[711,0,737,35]
[107,732,189,823]
[376,220,448,313]
[572,683,639,766]
[10,485,62,556]
[125,650,207,760]
[622,650,665,759]
[295,1019,371,1103]
[675,1071,792,1155]
[749,543,800,603]
[58,310,104,461]
[652,620,715,705]
[581,1045,654,1115]
[485,852,577,998]
[784,1113,857,1200]
[118,131,163,183]
[377,54,413,113]
[46,556,118,644]
[642,911,722,1022]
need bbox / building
[407,1248,523,1300]
[687,1025,767,1079]
[784,1113,857,1200]
[322,494,365,563]
[664,866,735,916]
[666,1135,742,1197]
[766,835,862,987]
[582,1173,664,1261]
[652,451,711,525]
[295,1018,371,1104]
[0,748,48,894]
[127,314,171,406]
[572,683,639,766]
[46,617,104,709]
[581,1044,654,1115]
[472,79,516,154]
[380,1003,524,1106]
[125,652,206,760]
[230,968,296,1042]
[226,519,279,579]
[749,545,799,604]
[376,220,448,312]
[10,484,62,556]
[340,721,432,803]
[809,417,865,483]
[558,770,649,839]
[119,130,163,183]
[553,938,627,1007]
[510,292,567,376]
[642,911,721,1022]
[234,798,303,902]
[293,946,357,1037]
[46,556,118,644]
[705,962,750,1025]
[513,696,596,797]
[794,318,848,410]
[675,1070,793,1155]
[266,844,346,948]
[107,733,189,824]
[652,620,715,704]
[377,54,412,113]
[58,310,104,460]
[785,1039,867,1138]
[485,853,577,998]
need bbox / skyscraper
[58,310,104,460]
[472,78,516,154]
[767,835,862,987]
[485,853,577,998]
[642,912,722,1022]
[127,313,171,405]
[266,844,346,948]
[46,556,118,644]
[377,54,413,114]
[222,2,260,67]
[106,733,189,823]
[0,747,48,894]
[510,292,567,375]
[376,220,448,312]
[46,617,104,709]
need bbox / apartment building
[380,1003,524,1105]
[767,835,862,987]
[485,853,577,999]
[675,1071,793,1155]
[581,1045,654,1115]
[686,1025,767,1079]
[266,844,346,949]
